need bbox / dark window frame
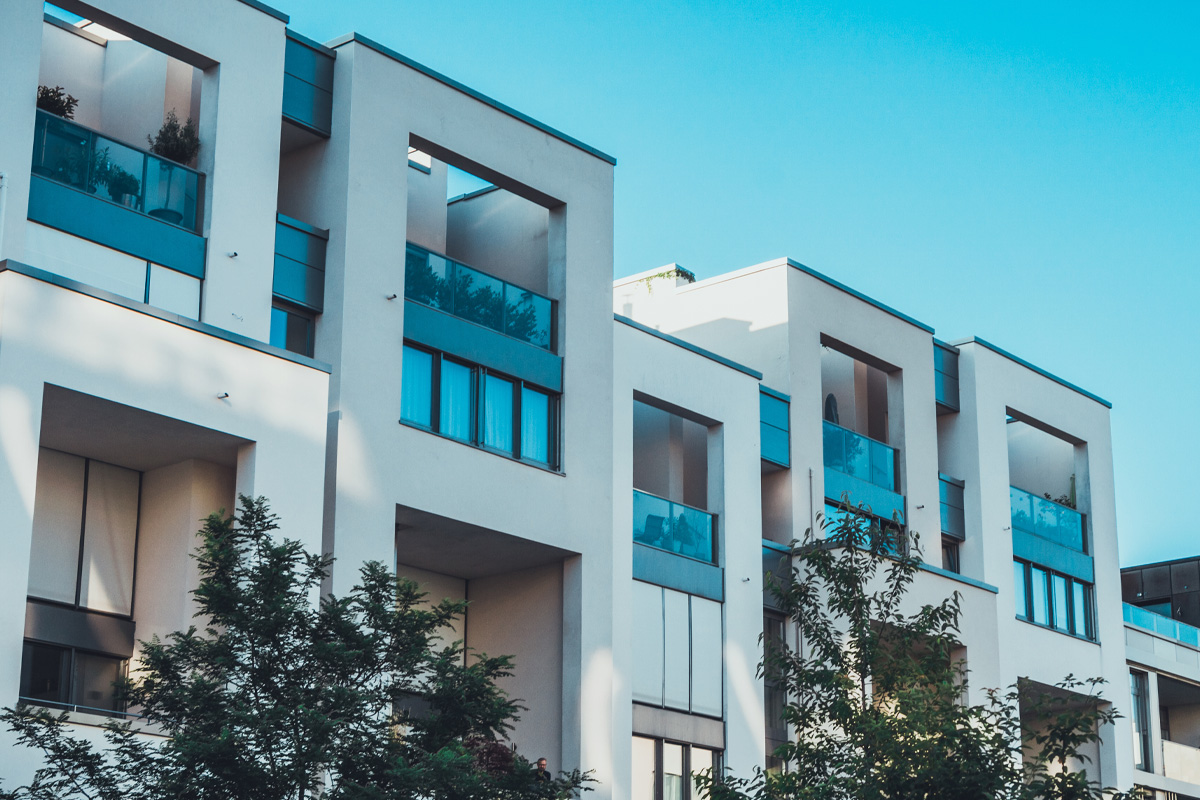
[19,639,130,718]
[633,735,721,800]
[400,341,561,471]
[270,299,316,357]
[1013,558,1096,642]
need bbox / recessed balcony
[1009,486,1084,553]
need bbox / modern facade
[0,1,1170,798]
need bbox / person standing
[534,757,551,783]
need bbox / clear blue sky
[280,0,1200,567]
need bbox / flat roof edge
[327,33,617,166]
[955,336,1112,409]
[0,261,332,374]
[614,314,763,380]
[286,28,336,57]
[236,0,289,24]
[787,259,935,334]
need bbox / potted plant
[147,110,199,166]
[146,110,199,224]
[36,85,78,119]
[104,166,141,206]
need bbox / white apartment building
[0,1,1172,798]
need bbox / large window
[1130,670,1152,772]
[28,449,141,616]
[631,582,722,717]
[764,613,788,773]
[19,641,126,716]
[1013,559,1095,640]
[400,343,558,469]
[632,736,719,800]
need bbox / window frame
[399,341,561,471]
[1013,558,1096,641]
[632,735,721,800]
[19,638,130,718]
[270,299,316,357]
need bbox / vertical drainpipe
[0,172,8,260]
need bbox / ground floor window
[1013,559,1095,640]
[400,342,559,469]
[19,640,127,717]
[632,736,720,800]
[764,613,788,773]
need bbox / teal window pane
[270,306,288,350]
[400,346,433,427]
[845,431,870,481]
[1052,574,1070,631]
[822,422,845,472]
[520,386,550,464]
[1031,567,1049,625]
[483,374,513,452]
[673,503,714,562]
[870,440,894,490]
[1014,561,1027,618]
[455,264,504,332]
[633,490,672,549]
[1010,487,1033,533]
[1072,581,1088,637]
[439,359,473,441]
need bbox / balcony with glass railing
[633,489,716,564]
[404,242,553,351]
[32,110,202,231]
[822,421,897,492]
[1010,486,1085,553]
[1124,602,1200,649]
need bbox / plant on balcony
[695,501,1141,800]
[102,165,141,204]
[0,495,590,800]
[147,109,200,166]
[36,85,78,119]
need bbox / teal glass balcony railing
[404,242,552,350]
[1010,486,1085,553]
[1124,602,1200,649]
[31,110,202,232]
[822,421,897,492]
[633,489,716,564]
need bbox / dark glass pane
[72,652,125,715]
[1173,562,1200,594]
[1121,569,1143,601]
[284,311,312,356]
[1143,566,1172,599]
[19,642,70,706]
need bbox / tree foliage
[698,502,1138,800]
[2,496,587,800]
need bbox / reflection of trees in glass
[404,250,449,308]
[505,291,546,346]
[454,270,504,330]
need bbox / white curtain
[520,387,549,463]
[483,374,513,451]
[400,347,433,427]
[439,360,473,441]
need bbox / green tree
[1,496,587,800]
[699,502,1138,800]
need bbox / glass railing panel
[30,111,201,232]
[1010,487,1033,534]
[453,263,504,331]
[1010,486,1083,552]
[822,421,846,473]
[143,154,199,229]
[404,246,453,312]
[869,440,894,490]
[822,421,897,492]
[632,489,715,564]
[403,242,553,350]
[504,284,551,349]
[1123,603,1200,649]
